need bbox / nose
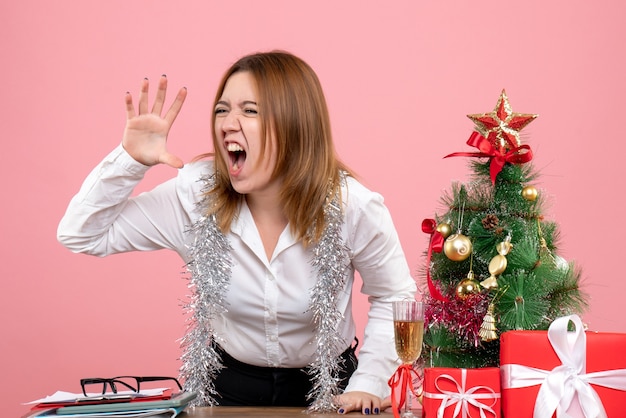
[221,110,241,132]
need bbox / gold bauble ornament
[456,275,481,300]
[436,222,452,239]
[521,185,538,201]
[443,234,472,261]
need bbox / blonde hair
[204,51,351,244]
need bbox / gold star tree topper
[467,90,537,153]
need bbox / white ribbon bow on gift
[423,368,500,418]
[501,314,626,418]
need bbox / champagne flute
[393,300,425,418]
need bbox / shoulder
[341,175,391,228]
[340,175,401,252]
[342,175,385,209]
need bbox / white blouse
[57,145,417,399]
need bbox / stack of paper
[24,406,185,418]
[24,390,196,418]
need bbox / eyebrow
[215,100,258,107]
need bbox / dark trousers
[214,339,358,406]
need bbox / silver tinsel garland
[180,174,349,413]
[306,187,351,413]
[179,175,232,406]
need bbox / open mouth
[227,142,247,171]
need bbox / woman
[58,51,416,415]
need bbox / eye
[244,107,258,115]
[214,106,228,115]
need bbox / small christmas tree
[420,90,588,369]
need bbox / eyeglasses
[80,375,183,397]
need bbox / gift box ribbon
[501,314,626,418]
[423,368,500,418]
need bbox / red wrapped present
[500,314,626,417]
[422,367,501,418]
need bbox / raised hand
[122,75,187,168]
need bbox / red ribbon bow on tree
[444,131,533,184]
[422,219,450,302]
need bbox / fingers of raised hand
[163,86,187,126]
[138,77,150,115]
[151,75,168,115]
[126,76,186,124]
[124,91,136,119]
[123,78,150,120]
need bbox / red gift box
[422,367,501,418]
[500,315,626,417]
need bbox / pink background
[3,1,625,416]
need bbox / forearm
[344,289,415,398]
[57,145,149,255]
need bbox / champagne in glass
[393,300,425,418]
[394,319,424,364]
